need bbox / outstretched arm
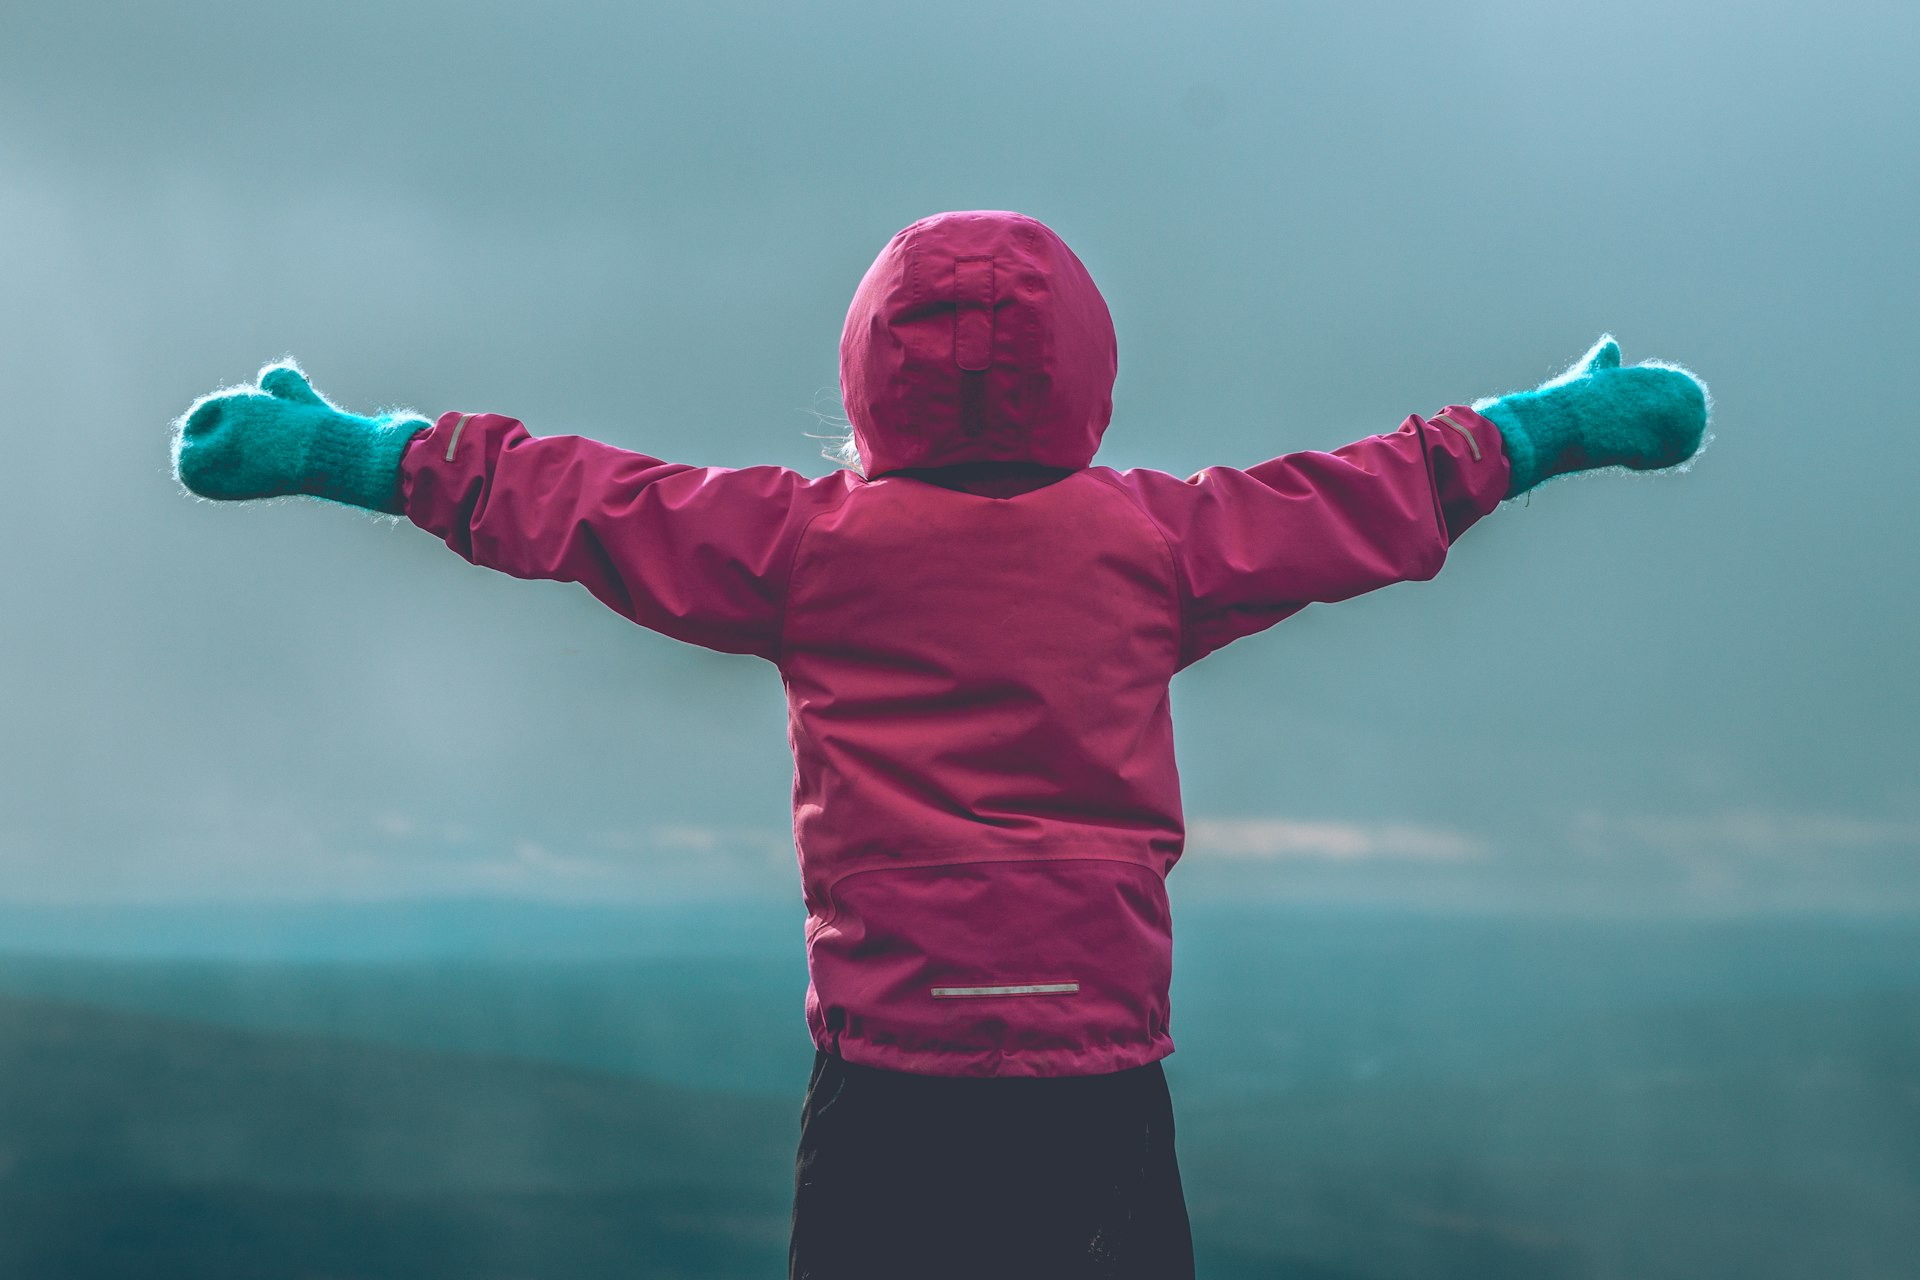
[171,360,853,659]
[1109,335,1711,665]
[401,410,850,657]
[1109,402,1508,666]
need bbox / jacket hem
[819,1032,1176,1079]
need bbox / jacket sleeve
[400,411,850,660]
[1106,405,1511,668]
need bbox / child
[172,210,1709,1279]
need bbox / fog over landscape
[2,0,1915,915]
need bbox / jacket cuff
[397,410,474,521]
[1425,404,1513,537]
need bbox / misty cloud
[1186,818,1486,862]
[1,0,1915,914]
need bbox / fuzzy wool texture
[171,361,429,514]
[1475,336,1711,498]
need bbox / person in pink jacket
[173,210,1709,1279]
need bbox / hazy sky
[1,0,1915,913]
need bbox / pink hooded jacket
[401,211,1511,1077]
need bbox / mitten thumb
[258,361,332,409]
[1544,335,1621,388]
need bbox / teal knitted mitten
[1477,337,1710,498]
[171,362,429,513]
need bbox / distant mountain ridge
[0,897,806,962]
[5,907,1920,1277]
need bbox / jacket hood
[840,211,1117,475]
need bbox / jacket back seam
[1084,469,1192,670]
[773,476,863,669]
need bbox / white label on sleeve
[444,414,473,463]
[1433,412,1483,462]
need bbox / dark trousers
[790,1050,1195,1279]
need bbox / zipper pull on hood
[840,211,1117,475]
